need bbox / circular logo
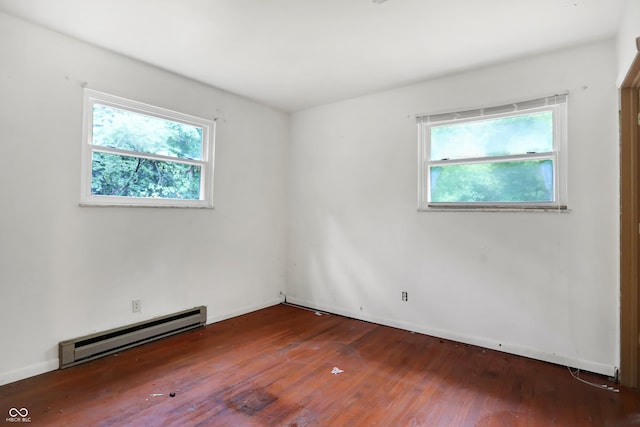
[8,407,28,417]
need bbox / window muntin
[418,95,567,210]
[81,89,215,207]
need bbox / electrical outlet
[132,299,141,313]
[402,291,408,302]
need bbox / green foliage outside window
[430,160,553,203]
[428,111,555,204]
[91,152,201,199]
[90,104,203,199]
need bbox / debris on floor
[331,367,344,375]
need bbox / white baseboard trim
[285,296,617,378]
[1,296,614,387]
[206,296,285,325]
[0,359,59,387]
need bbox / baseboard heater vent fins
[59,306,207,369]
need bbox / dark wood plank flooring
[1,304,639,426]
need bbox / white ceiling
[0,0,626,112]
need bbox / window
[417,94,567,210]
[81,89,215,207]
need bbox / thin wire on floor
[567,366,619,393]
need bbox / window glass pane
[92,104,203,160]
[91,152,201,199]
[430,160,554,203]
[430,111,553,160]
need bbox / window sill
[79,201,214,209]
[419,204,569,213]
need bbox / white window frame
[417,94,568,211]
[80,89,215,208]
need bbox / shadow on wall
[292,208,576,360]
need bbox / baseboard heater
[59,306,207,369]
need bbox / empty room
[1,0,640,425]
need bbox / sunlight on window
[417,94,567,209]
[430,111,553,160]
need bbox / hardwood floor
[1,304,639,426]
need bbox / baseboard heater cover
[59,306,207,369]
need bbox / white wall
[0,10,621,386]
[617,0,640,84]
[287,41,620,376]
[0,13,288,385]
